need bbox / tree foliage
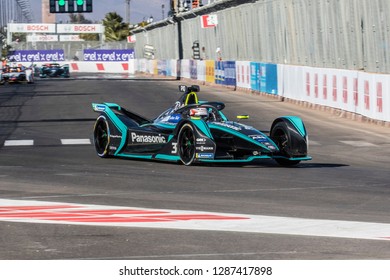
[102,12,129,42]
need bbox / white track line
[3,140,34,146]
[61,139,91,145]
[340,141,378,147]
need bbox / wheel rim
[94,120,109,156]
[273,128,289,153]
[179,125,195,165]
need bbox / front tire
[178,123,196,166]
[270,121,301,166]
[93,116,110,158]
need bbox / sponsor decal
[110,135,122,139]
[94,105,106,112]
[196,146,214,152]
[57,24,103,34]
[237,122,255,130]
[168,114,181,123]
[131,132,166,144]
[196,138,206,144]
[83,49,135,62]
[196,153,214,159]
[250,135,268,142]
[109,146,117,151]
[8,23,56,33]
[214,122,241,131]
[7,50,65,62]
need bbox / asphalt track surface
[0,74,390,260]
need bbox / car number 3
[171,142,178,154]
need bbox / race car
[39,63,70,78]
[1,65,34,84]
[92,85,311,166]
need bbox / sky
[30,0,171,24]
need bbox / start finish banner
[7,50,65,62]
[83,49,135,62]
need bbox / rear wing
[92,103,151,126]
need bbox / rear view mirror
[189,85,200,92]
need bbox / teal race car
[92,85,311,166]
[39,63,70,78]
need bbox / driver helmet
[189,107,209,119]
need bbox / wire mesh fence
[134,0,390,73]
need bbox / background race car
[1,66,34,84]
[39,63,70,78]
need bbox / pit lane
[0,75,390,259]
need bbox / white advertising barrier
[197,60,206,82]
[181,59,191,79]
[136,59,148,73]
[236,61,251,89]
[168,59,178,77]
[357,72,390,121]
[279,64,390,122]
[305,67,359,113]
[68,61,135,74]
[278,64,306,101]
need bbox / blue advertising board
[224,61,236,86]
[8,50,65,62]
[260,63,267,92]
[215,61,224,85]
[265,63,278,94]
[83,49,134,61]
[165,60,172,76]
[250,62,260,91]
[158,60,167,76]
[250,62,278,94]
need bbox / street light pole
[125,0,131,25]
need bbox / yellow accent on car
[185,92,199,105]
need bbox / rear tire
[178,123,196,166]
[270,121,301,166]
[93,116,110,158]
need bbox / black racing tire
[93,116,110,158]
[178,123,196,166]
[270,121,301,166]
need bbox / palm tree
[102,12,129,41]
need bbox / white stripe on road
[340,141,378,147]
[0,199,389,241]
[3,140,34,146]
[61,139,91,145]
